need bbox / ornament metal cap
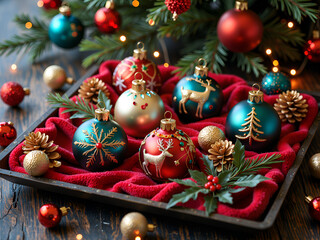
[66,77,75,85]
[105,0,115,9]
[194,58,208,77]
[305,195,313,204]
[59,207,71,216]
[95,108,110,121]
[160,111,176,131]
[59,2,71,16]
[133,42,147,60]
[313,30,320,39]
[24,88,30,96]
[248,83,264,103]
[235,0,248,10]
[132,72,146,92]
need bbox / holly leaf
[217,170,232,186]
[201,154,216,176]
[189,169,208,186]
[97,90,112,110]
[233,140,245,168]
[169,178,199,187]
[216,190,233,204]
[204,195,218,216]
[167,187,209,209]
[232,174,269,187]
[229,187,245,193]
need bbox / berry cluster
[204,175,221,192]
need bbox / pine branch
[173,50,205,77]
[232,53,267,77]
[147,1,171,24]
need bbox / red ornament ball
[0,122,17,147]
[42,0,62,10]
[94,7,121,33]
[38,204,63,228]
[165,0,191,15]
[217,7,263,52]
[304,38,320,63]
[308,196,320,221]
[0,82,29,106]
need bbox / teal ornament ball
[261,72,291,95]
[48,4,84,49]
[72,109,128,172]
[172,59,223,123]
[225,86,281,152]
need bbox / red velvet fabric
[9,60,318,220]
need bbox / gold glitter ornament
[43,65,75,90]
[198,126,225,152]
[309,153,320,179]
[23,150,50,176]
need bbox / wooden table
[1,1,320,239]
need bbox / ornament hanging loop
[132,72,146,92]
[194,58,208,77]
[252,83,261,92]
[137,42,145,50]
[161,111,176,131]
[133,42,147,60]
[164,111,173,120]
[248,83,264,103]
[198,58,207,67]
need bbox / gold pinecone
[274,90,308,124]
[78,77,110,104]
[22,132,61,168]
[208,140,234,172]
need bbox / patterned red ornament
[139,112,196,181]
[0,122,17,147]
[94,1,121,34]
[0,82,30,106]
[165,0,191,20]
[113,42,162,95]
[42,0,62,10]
[304,30,320,63]
[38,204,70,228]
[306,196,320,221]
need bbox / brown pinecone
[78,77,110,104]
[274,90,308,124]
[208,140,234,172]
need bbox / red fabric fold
[9,60,318,220]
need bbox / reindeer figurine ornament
[172,58,223,122]
[139,111,196,181]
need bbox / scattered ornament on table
[120,212,156,240]
[95,0,121,34]
[172,58,223,123]
[0,82,30,106]
[139,111,196,181]
[217,0,263,52]
[112,42,162,95]
[274,90,308,124]
[114,74,165,138]
[73,108,128,172]
[305,196,320,221]
[164,0,191,21]
[38,204,70,228]
[198,126,225,152]
[0,121,17,147]
[43,65,75,90]
[48,2,84,49]
[304,30,320,63]
[225,84,281,152]
[23,131,61,168]
[208,139,234,172]
[23,150,50,176]
[261,72,291,95]
[41,0,62,10]
[78,77,110,104]
[308,153,320,179]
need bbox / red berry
[212,176,219,184]
[210,185,216,192]
[207,181,213,187]
[204,183,210,189]
[216,184,222,190]
[96,143,103,149]
[207,175,213,181]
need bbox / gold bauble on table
[43,65,75,90]
[23,150,50,176]
[198,126,226,152]
[120,212,156,240]
[309,153,320,179]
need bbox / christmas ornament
[208,140,234,172]
[23,131,61,168]
[217,0,263,52]
[172,58,223,123]
[94,0,121,34]
[42,0,62,10]
[48,3,84,49]
[165,0,191,21]
[112,42,162,94]
[308,153,320,179]
[139,111,196,181]
[274,90,308,124]
[43,65,75,90]
[304,30,320,63]
[225,84,281,152]
[120,212,156,240]
[0,122,17,147]
[305,196,320,221]
[198,126,225,152]
[261,72,291,95]
[78,77,110,104]
[38,204,70,228]
[23,150,50,176]
[72,108,128,172]
[114,76,165,138]
[0,82,30,106]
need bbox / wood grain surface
[1,1,320,239]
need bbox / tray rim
[0,64,318,231]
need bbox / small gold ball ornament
[23,150,50,176]
[309,153,320,179]
[198,126,226,152]
[120,212,156,240]
[43,65,74,90]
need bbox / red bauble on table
[42,0,62,10]
[165,0,191,20]
[94,0,121,34]
[0,122,17,147]
[113,42,162,95]
[0,82,30,106]
[304,30,320,63]
[38,204,70,228]
[306,196,320,221]
[217,0,263,52]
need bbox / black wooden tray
[0,65,318,231]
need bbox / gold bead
[43,65,74,90]
[309,153,320,179]
[198,126,225,152]
[23,150,50,176]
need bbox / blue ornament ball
[49,11,84,49]
[72,110,128,172]
[261,72,291,95]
